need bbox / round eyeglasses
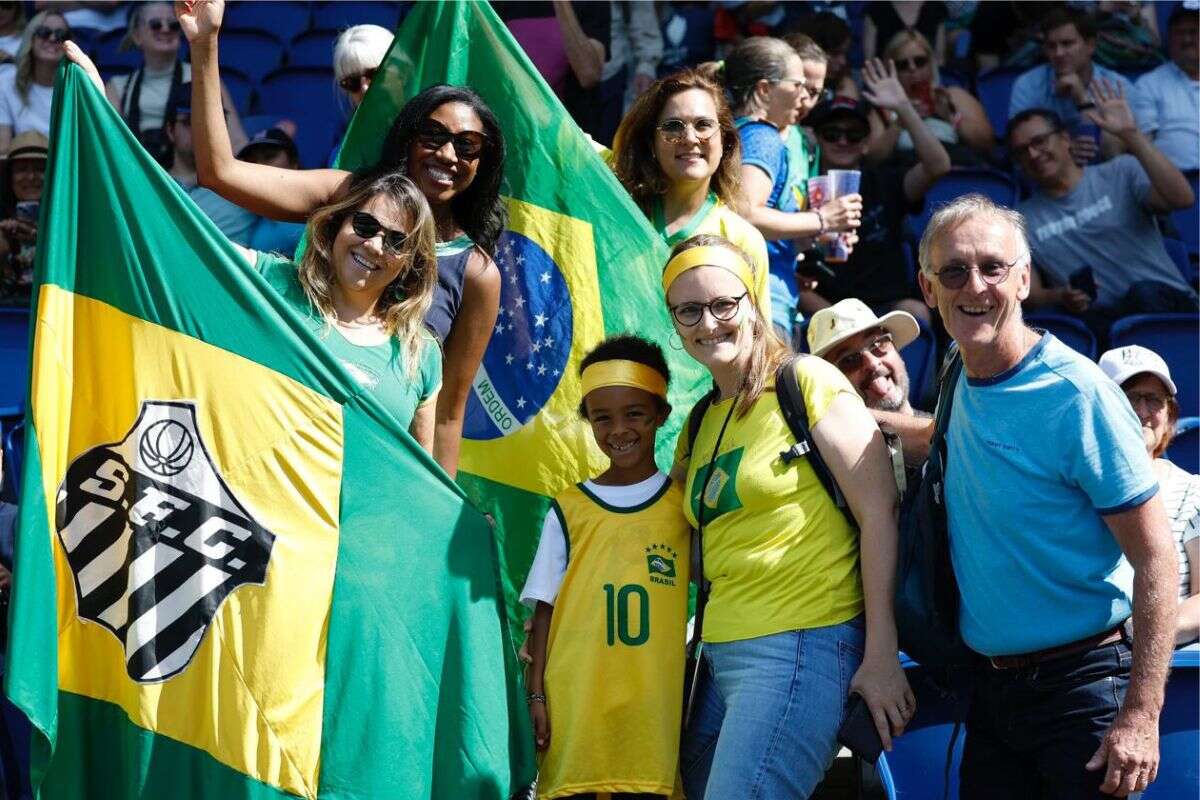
[669,293,747,327]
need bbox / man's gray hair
[917,194,1032,275]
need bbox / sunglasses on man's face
[818,126,869,145]
[416,121,487,161]
[34,26,70,43]
[145,18,181,33]
[893,55,930,72]
[338,67,377,92]
[835,333,895,373]
[931,258,1020,290]
[350,211,409,254]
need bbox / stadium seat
[1109,313,1200,415]
[220,67,255,115]
[1143,645,1199,799]
[67,26,102,59]
[976,66,1024,140]
[1168,417,1199,474]
[1026,312,1098,360]
[312,1,402,32]
[910,168,1020,241]
[223,0,312,43]
[1169,170,1199,259]
[901,320,938,410]
[288,29,340,69]
[255,67,341,168]
[1,420,22,502]
[94,28,141,72]
[0,308,30,419]
[219,29,287,85]
[1164,237,1197,285]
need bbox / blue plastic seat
[1109,313,1200,415]
[901,321,938,411]
[1168,417,1199,474]
[94,28,141,71]
[0,308,30,420]
[288,29,339,69]
[1026,312,1098,360]
[255,67,341,168]
[976,66,1024,140]
[220,67,255,115]
[1,420,22,502]
[1144,644,1199,798]
[1164,237,1196,285]
[910,168,1020,241]
[223,0,312,43]
[219,29,286,85]
[312,1,402,32]
[1169,170,1199,259]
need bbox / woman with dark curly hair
[70,0,506,477]
[611,67,771,319]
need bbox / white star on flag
[539,272,550,284]
[516,397,527,408]
[534,313,546,327]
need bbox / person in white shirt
[1131,4,1200,171]
[0,10,66,153]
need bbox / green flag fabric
[337,0,708,641]
[5,62,531,799]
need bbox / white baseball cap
[1098,345,1178,396]
[807,298,920,358]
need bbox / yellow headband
[661,246,756,296]
[580,360,668,400]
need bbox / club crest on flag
[55,400,275,684]
[465,230,573,439]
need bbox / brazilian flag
[338,0,708,637]
[5,63,532,798]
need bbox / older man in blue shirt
[898,194,1178,799]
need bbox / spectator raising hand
[1082,77,1139,141]
[861,57,910,113]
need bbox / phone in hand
[837,692,884,764]
[1068,265,1098,301]
[14,201,38,222]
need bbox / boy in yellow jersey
[521,335,691,800]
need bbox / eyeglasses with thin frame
[34,26,70,43]
[416,120,487,161]
[656,117,720,144]
[893,55,930,72]
[932,256,1022,290]
[145,18,181,33]
[338,67,377,93]
[350,211,409,254]
[835,332,895,373]
[818,126,869,144]
[669,293,747,327]
[1010,129,1062,160]
[1124,390,1168,414]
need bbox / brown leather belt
[987,624,1126,670]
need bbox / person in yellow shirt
[663,234,913,799]
[609,68,773,324]
[522,335,690,800]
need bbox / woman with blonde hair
[103,1,245,166]
[665,233,912,797]
[612,67,771,318]
[871,28,994,163]
[0,1,26,62]
[0,9,68,152]
[333,23,394,109]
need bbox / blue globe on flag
[464,231,573,440]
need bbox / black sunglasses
[836,333,895,373]
[338,67,377,92]
[818,126,869,145]
[416,120,487,161]
[932,257,1020,290]
[34,26,71,43]
[894,55,930,72]
[350,211,408,254]
[145,18,181,33]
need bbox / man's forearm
[873,410,933,465]
[1124,130,1195,209]
[1124,541,1177,715]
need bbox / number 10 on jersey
[603,583,649,646]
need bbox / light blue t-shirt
[737,117,798,332]
[1008,63,1136,132]
[944,334,1157,656]
[1132,61,1200,171]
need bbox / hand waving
[175,0,224,43]
[1083,79,1137,139]
[861,58,910,113]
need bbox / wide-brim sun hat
[807,298,920,358]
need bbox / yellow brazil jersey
[538,479,691,800]
[674,356,864,643]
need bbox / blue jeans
[961,639,1136,799]
[680,618,865,799]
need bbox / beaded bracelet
[526,692,547,705]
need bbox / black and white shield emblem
[55,400,275,683]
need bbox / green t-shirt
[784,125,821,211]
[253,251,442,429]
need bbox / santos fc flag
[4,62,532,798]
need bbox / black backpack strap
[684,385,718,461]
[775,354,853,523]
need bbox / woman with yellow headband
[666,234,913,799]
[521,335,690,800]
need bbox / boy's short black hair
[1039,7,1097,41]
[578,334,671,418]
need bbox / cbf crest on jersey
[55,400,275,683]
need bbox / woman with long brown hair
[611,68,771,319]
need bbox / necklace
[334,316,381,329]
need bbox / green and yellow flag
[338,0,707,636]
[5,62,532,798]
